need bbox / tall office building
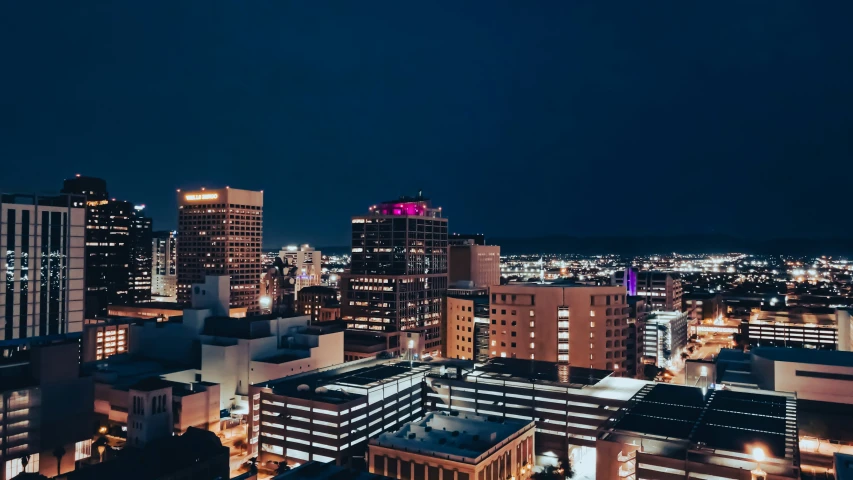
[1,193,86,342]
[176,187,263,314]
[488,284,631,375]
[279,244,322,293]
[152,230,177,300]
[61,176,152,317]
[341,193,448,356]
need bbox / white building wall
[773,360,853,404]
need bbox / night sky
[2,1,852,247]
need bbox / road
[670,336,733,385]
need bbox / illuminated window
[75,439,92,460]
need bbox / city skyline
[4,2,853,246]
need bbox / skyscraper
[152,230,177,300]
[176,187,263,314]
[341,193,448,356]
[61,176,152,317]
[1,192,86,342]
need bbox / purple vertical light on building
[626,268,638,296]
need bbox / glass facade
[61,177,152,317]
[342,196,448,354]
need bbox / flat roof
[609,384,797,460]
[471,358,612,386]
[751,347,853,368]
[275,461,394,480]
[259,360,431,403]
[371,412,532,462]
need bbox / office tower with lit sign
[176,187,263,314]
[61,176,152,317]
[1,192,86,342]
[340,193,448,356]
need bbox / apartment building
[488,284,631,375]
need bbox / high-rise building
[279,244,322,293]
[341,193,448,356]
[61,176,152,317]
[612,270,682,311]
[1,193,86,342]
[176,187,263,314]
[151,230,177,300]
[488,284,631,375]
[449,242,500,288]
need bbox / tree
[680,352,689,360]
[276,462,292,474]
[52,446,66,477]
[233,439,246,455]
[531,457,574,480]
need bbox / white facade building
[1,193,86,342]
[279,244,322,293]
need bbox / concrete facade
[488,284,631,374]
[368,412,535,480]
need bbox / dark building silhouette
[61,176,152,317]
[64,427,229,480]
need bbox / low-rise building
[596,383,800,480]
[425,357,649,472]
[297,286,339,323]
[274,461,394,480]
[107,301,247,320]
[81,317,132,362]
[63,427,229,480]
[743,306,848,350]
[368,412,535,480]
[250,361,431,466]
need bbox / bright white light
[259,296,272,308]
[753,447,765,462]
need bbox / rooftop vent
[408,433,416,439]
[315,386,328,394]
[296,384,310,392]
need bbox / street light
[751,447,767,480]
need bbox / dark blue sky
[2,1,852,247]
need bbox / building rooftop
[273,461,394,480]
[298,285,337,295]
[371,412,534,464]
[130,377,179,392]
[470,357,612,386]
[259,360,431,403]
[751,347,853,368]
[606,383,797,461]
